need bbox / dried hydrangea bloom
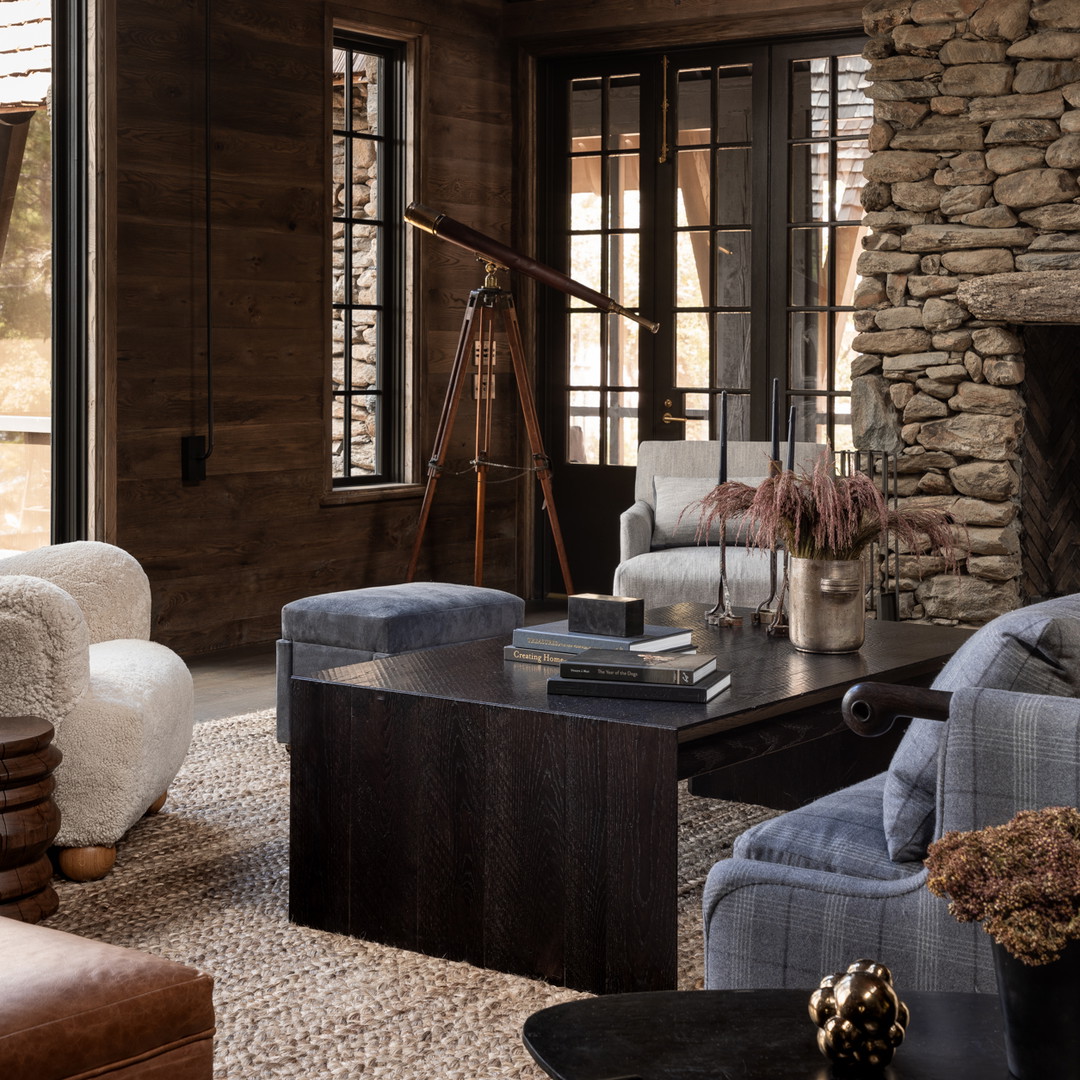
[926,807,1080,965]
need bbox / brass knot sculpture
[808,959,909,1071]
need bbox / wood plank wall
[107,0,866,654]
[110,0,518,653]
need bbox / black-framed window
[330,31,405,485]
[539,37,870,462]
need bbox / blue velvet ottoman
[275,581,525,742]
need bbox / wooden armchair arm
[841,681,952,737]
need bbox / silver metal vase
[788,557,866,654]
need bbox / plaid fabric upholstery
[703,682,1080,992]
[733,775,920,882]
[882,594,1080,862]
[938,686,1080,835]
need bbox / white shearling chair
[0,541,194,881]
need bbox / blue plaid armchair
[703,594,1080,992]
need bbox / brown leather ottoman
[0,918,214,1079]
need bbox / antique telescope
[404,202,661,593]
[403,203,659,333]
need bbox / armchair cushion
[883,594,1080,862]
[734,774,921,882]
[651,475,766,548]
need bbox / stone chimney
[854,0,1080,625]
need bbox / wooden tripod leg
[406,291,485,582]
[500,297,575,596]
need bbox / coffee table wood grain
[289,605,970,994]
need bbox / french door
[536,37,870,593]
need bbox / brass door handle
[662,412,688,424]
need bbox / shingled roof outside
[0,0,50,113]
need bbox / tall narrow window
[331,32,404,485]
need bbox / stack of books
[505,618,730,702]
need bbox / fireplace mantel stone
[956,268,1080,321]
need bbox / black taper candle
[719,391,729,483]
[786,404,797,471]
[770,379,780,464]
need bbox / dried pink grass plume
[693,454,961,564]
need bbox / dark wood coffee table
[523,989,1005,1080]
[289,604,969,994]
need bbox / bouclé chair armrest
[620,500,654,561]
[937,686,1080,836]
[0,574,91,722]
[0,541,152,643]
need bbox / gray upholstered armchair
[702,594,1080,993]
[612,440,827,612]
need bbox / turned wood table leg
[0,716,62,922]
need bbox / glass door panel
[1,87,52,552]
[781,49,870,452]
[566,73,642,467]
[671,61,754,438]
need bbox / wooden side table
[0,715,62,922]
[523,990,1006,1080]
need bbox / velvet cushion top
[281,581,524,655]
[883,593,1080,862]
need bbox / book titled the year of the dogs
[559,648,716,685]
[547,666,731,703]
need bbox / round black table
[522,990,1007,1080]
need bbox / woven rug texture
[49,710,778,1079]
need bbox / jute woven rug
[49,710,779,1080]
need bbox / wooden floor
[187,599,567,723]
[189,642,277,723]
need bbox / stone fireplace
[852,0,1080,624]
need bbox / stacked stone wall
[854,0,1080,624]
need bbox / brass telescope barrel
[404,202,660,334]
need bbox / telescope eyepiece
[403,202,444,237]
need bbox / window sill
[321,482,426,507]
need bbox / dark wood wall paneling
[112,0,517,653]
[501,0,866,50]
[110,0,866,653]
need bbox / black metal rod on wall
[50,0,89,541]
[182,0,215,483]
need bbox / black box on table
[566,593,645,638]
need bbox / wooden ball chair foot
[56,845,117,882]
[144,791,168,815]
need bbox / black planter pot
[992,939,1080,1080]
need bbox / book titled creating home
[560,648,716,685]
[502,644,578,666]
[511,619,692,654]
